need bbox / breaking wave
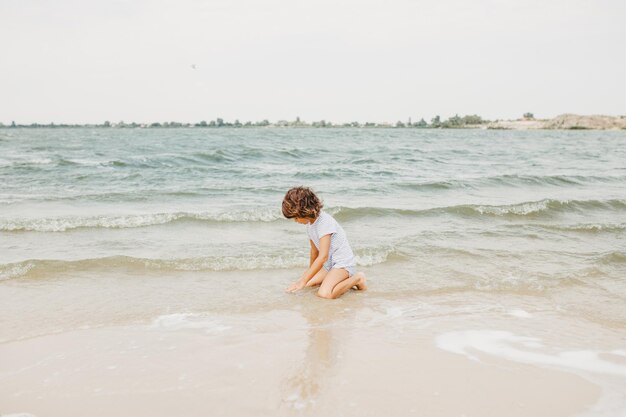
[0,246,403,281]
[3,199,624,232]
[393,174,624,191]
[0,208,283,232]
[331,198,626,220]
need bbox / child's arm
[286,235,330,292]
[309,239,319,267]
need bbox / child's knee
[316,288,334,299]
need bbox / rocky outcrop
[543,114,626,130]
[487,114,626,130]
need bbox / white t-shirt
[306,212,356,270]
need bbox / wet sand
[0,306,606,417]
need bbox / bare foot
[352,272,368,291]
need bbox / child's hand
[286,279,305,293]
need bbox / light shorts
[323,263,356,277]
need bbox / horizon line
[3,113,625,128]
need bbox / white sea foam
[65,158,107,166]
[0,262,35,281]
[145,253,307,271]
[475,200,551,216]
[0,414,38,417]
[0,213,180,232]
[0,208,283,232]
[355,246,397,266]
[436,330,626,376]
[210,207,281,222]
[473,272,546,292]
[26,158,53,165]
[0,157,54,166]
[151,313,231,333]
[385,307,403,318]
[507,309,532,318]
[572,223,626,231]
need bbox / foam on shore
[436,330,626,376]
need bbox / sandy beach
[2,266,626,417]
[0,302,607,417]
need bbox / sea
[1,127,625,416]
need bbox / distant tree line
[0,114,493,129]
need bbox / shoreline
[2,268,625,417]
[0,308,610,417]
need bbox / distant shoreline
[1,114,625,130]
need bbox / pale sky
[1,0,625,124]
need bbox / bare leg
[351,272,368,291]
[305,268,328,287]
[317,269,367,299]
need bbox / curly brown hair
[282,187,323,219]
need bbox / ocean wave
[0,247,399,280]
[597,252,626,264]
[332,199,626,221]
[1,150,236,170]
[6,157,55,167]
[393,174,626,191]
[0,185,287,204]
[0,255,304,280]
[353,245,405,266]
[275,148,312,159]
[0,261,36,281]
[467,199,626,216]
[3,199,624,232]
[0,208,283,232]
[528,222,626,234]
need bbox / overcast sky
[1,0,625,124]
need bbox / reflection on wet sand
[279,296,360,414]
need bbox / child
[282,186,367,299]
